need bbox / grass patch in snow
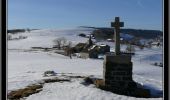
[8,84,43,100]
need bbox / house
[98,44,110,54]
[73,36,110,59]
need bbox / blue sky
[8,0,162,30]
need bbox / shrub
[43,71,56,77]
[78,33,86,37]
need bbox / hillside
[91,28,162,40]
[8,28,163,100]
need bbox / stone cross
[111,17,124,55]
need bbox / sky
[8,0,162,30]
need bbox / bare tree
[61,37,67,49]
[126,44,135,53]
[67,41,72,48]
[53,37,67,50]
[53,38,62,50]
[26,28,30,33]
[66,41,73,59]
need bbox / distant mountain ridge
[90,27,162,40]
[7,29,39,34]
[8,27,163,40]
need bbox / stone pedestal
[94,54,150,97]
[103,54,135,92]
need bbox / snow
[120,33,134,40]
[8,28,163,100]
[26,79,162,100]
[8,28,94,49]
[8,50,103,91]
[139,39,148,45]
[89,45,97,50]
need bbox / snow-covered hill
[8,28,163,100]
[120,33,134,40]
[8,28,94,49]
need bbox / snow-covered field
[8,28,163,100]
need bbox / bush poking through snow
[43,71,56,77]
[8,84,43,100]
[43,78,70,83]
[78,33,86,37]
[159,63,163,67]
[152,62,163,67]
[81,77,94,85]
[8,77,70,100]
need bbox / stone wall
[103,62,133,82]
[94,53,151,97]
[79,53,89,59]
[103,54,137,92]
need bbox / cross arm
[111,22,124,27]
